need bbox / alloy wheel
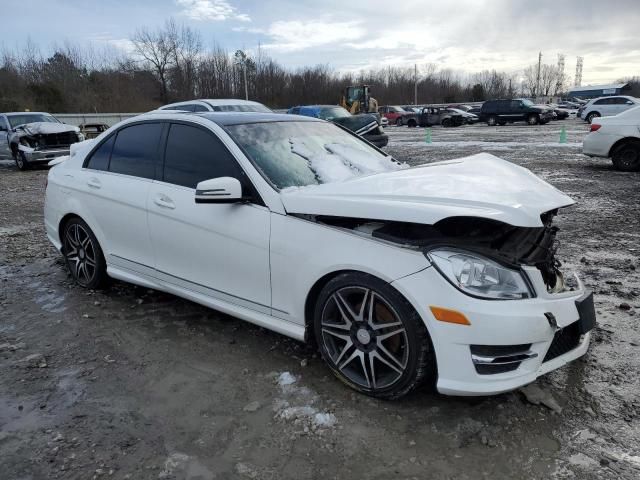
[63,223,97,286]
[320,286,409,390]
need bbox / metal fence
[52,113,142,127]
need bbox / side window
[163,123,243,189]
[192,104,208,112]
[290,107,300,114]
[510,100,522,109]
[85,135,115,171]
[109,123,163,179]
[594,98,608,105]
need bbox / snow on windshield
[290,139,405,184]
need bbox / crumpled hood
[19,122,79,135]
[280,153,574,227]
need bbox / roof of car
[160,99,267,109]
[197,112,320,126]
[3,112,51,116]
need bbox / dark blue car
[287,105,388,148]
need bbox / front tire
[314,272,436,399]
[441,118,452,128]
[611,141,640,172]
[407,119,417,128]
[62,218,109,289]
[15,151,30,171]
[395,117,403,126]
[527,114,540,125]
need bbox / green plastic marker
[425,127,432,144]
[559,126,567,144]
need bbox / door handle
[154,194,176,209]
[87,177,101,189]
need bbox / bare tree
[131,20,176,103]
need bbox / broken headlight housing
[427,249,533,300]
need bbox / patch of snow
[313,412,337,428]
[277,371,296,386]
[48,155,69,167]
[289,139,404,184]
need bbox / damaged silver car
[0,112,84,170]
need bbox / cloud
[262,19,365,52]
[176,0,250,22]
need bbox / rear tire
[15,151,30,171]
[487,115,498,126]
[62,217,109,289]
[314,272,436,399]
[586,112,600,124]
[498,121,507,126]
[611,141,640,172]
[407,119,417,128]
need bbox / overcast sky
[4,0,640,84]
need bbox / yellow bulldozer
[340,85,379,115]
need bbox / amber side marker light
[429,306,471,325]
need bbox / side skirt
[107,264,306,342]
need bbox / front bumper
[23,147,71,163]
[391,265,593,396]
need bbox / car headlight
[427,249,532,300]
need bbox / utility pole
[414,64,418,105]
[535,51,542,99]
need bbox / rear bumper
[391,266,593,396]
[364,133,389,148]
[583,133,620,158]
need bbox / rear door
[80,121,164,273]
[147,122,271,313]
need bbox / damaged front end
[300,211,571,296]
[11,122,84,165]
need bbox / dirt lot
[1,118,639,479]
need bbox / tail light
[590,123,601,132]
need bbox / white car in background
[158,98,272,113]
[44,111,595,398]
[579,95,640,123]
[583,106,640,171]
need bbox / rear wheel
[611,141,640,172]
[407,119,417,128]
[314,272,436,399]
[487,115,498,126]
[586,112,600,124]
[498,121,507,126]
[62,218,109,289]
[527,114,540,125]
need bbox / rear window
[109,123,163,179]
[85,136,115,171]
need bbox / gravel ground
[1,118,639,479]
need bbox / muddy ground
[1,118,639,479]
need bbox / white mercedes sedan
[44,111,595,398]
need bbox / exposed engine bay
[296,211,567,293]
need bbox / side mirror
[626,100,634,105]
[195,177,244,204]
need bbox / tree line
[0,20,637,113]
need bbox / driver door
[147,122,271,313]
